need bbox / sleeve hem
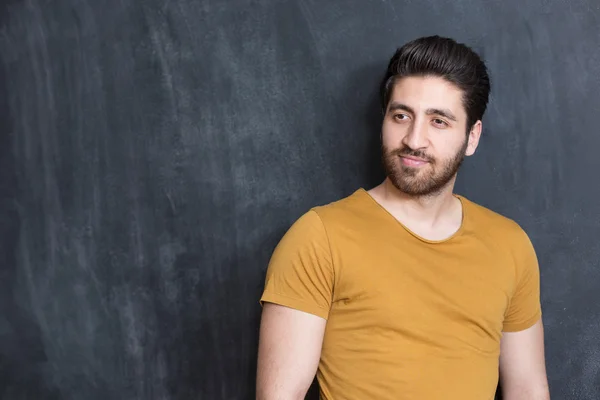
[502,310,542,332]
[259,291,330,320]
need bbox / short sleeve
[502,227,542,332]
[259,210,334,320]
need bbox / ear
[465,120,482,156]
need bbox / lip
[400,155,429,167]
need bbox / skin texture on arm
[499,319,550,399]
[256,303,327,400]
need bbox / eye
[393,113,409,122]
[432,118,448,127]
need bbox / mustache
[387,146,434,163]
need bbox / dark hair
[380,35,491,131]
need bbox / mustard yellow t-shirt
[260,188,542,400]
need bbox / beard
[382,138,468,197]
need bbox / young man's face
[381,75,481,197]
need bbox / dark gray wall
[1,0,598,399]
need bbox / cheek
[381,120,404,146]
[441,135,469,158]
[427,135,461,159]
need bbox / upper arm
[503,227,542,332]
[256,303,326,400]
[259,210,334,319]
[500,225,548,398]
[256,210,334,399]
[499,319,549,399]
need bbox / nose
[401,118,428,150]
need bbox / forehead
[389,76,466,118]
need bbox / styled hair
[380,35,491,131]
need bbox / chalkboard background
[1,0,599,399]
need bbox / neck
[373,177,460,228]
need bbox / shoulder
[460,195,539,279]
[273,189,367,250]
[460,195,536,261]
[460,195,529,241]
[311,188,373,226]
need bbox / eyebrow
[388,101,458,122]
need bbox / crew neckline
[357,187,467,244]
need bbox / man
[256,36,549,399]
